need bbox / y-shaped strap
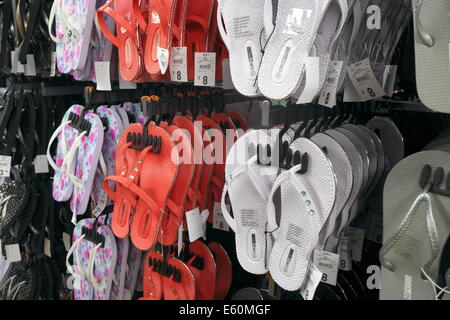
[379,189,440,276]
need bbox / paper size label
[346,227,365,263]
[170,47,188,82]
[347,58,385,101]
[297,57,321,104]
[94,61,112,91]
[300,263,323,300]
[25,54,37,76]
[0,156,12,178]
[338,236,352,271]
[186,207,204,242]
[92,191,108,217]
[5,244,21,262]
[34,155,49,174]
[313,249,340,286]
[194,52,216,87]
[213,202,230,231]
[318,61,344,107]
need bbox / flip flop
[123,244,142,300]
[216,0,264,96]
[110,236,129,300]
[98,0,145,81]
[140,250,164,300]
[126,124,178,250]
[186,0,215,80]
[163,256,196,300]
[228,111,249,132]
[208,241,232,300]
[158,121,194,246]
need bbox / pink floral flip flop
[123,244,142,300]
[110,237,129,300]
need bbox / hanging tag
[300,263,323,300]
[186,207,204,242]
[119,75,137,90]
[62,232,72,252]
[200,209,209,240]
[318,61,343,108]
[338,236,352,271]
[25,54,37,76]
[343,77,365,102]
[44,238,52,258]
[382,65,398,97]
[5,244,21,262]
[92,191,108,217]
[63,20,80,43]
[94,61,112,91]
[170,47,188,82]
[296,57,321,104]
[313,249,340,286]
[345,227,365,263]
[11,50,18,74]
[347,58,385,101]
[222,58,235,90]
[34,155,49,174]
[157,46,169,75]
[50,52,57,77]
[177,225,183,256]
[0,156,12,178]
[194,52,216,87]
[213,202,230,231]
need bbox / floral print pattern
[124,244,143,299]
[110,237,129,300]
[52,105,84,202]
[70,111,104,215]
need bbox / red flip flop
[98,0,144,81]
[133,0,176,77]
[172,0,188,47]
[172,116,204,214]
[215,39,229,82]
[126,125,178,250]
[163,256,196,300]
[196,115,225,222]
[185,240,216,300]
[158,121,194,245]
[185,0,215,80]
[208,241,232,300]
[104,124,144,238]
[228,111,249,132]
[140,250,164,300]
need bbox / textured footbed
[218,0,265,97]
[258,0,320,100]
[267,138,336,291]
[224,129,278,275]
[381,151,450,300]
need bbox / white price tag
[177,224,183,256]
[194,52,216,87]
[50,52,57,77]
[11,50,18,74]
[17,51,25,74]
[297,57,321,104]
[347,58,385,101]
[213,202,230,231]
[92,191,108,217]
[0,156,12,178]
[382,65,398,97]
[300,263,323,300]
[62,232,71,251]
[338,236,352,271]
[63,21,80,43]
[313,249,340,286]
[5,244,21,262]
[94,61,112,91]
[34,155,49,174]
[25,54,37,76]
[345,227,365,263]
[318,61,343,108]
[157,46,169,75]
[44,238,52,258]
[170,47,188,82]
[186,207,205,242]
[119,75,137,89]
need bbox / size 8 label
[347,58,385,101]
[345,227,365,263]
[213,202,230,231]
[318,61,344,107]
[313,249,340,286]
[300,263,323,300]
[338,236,352,271]
[94,61,112,91]
[170,47,188,82]
[194,52,216,87]
[0,156,12,178]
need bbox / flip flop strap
[18,0,42,64]
[216,0,230,49]
[88,243,103,292]
[379,190,440,274]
